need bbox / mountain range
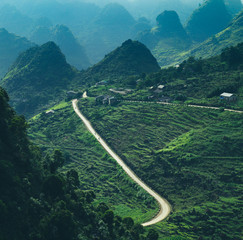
[0,39,160,117]
[0,42,76,116]
[138,0,243,67]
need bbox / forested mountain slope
[0,42,76,117]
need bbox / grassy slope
[28,101,158,224]
[78,99,243,239]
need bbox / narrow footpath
[72,99,171,227]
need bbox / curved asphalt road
[72,99,171,227]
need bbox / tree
[66,169,80,191]
[146,229,159,240]
[40,209,76,240]
[123,217,134,230]
[42,175,64,199]
[50,150,64,173]
[102,210,114,226]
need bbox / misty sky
[1,0,242,23]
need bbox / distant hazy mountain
[0,28,35,78]
[137,10,191,67]
[0,42,76,116]
[30,24,90,70]
[185,0,232,42]
[82,39,160,84]
[82,3,137,64]
[139,10,190,48]
[130,17,151,37]
[17,0,100,36]
[0,5,33,37]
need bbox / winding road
[72,99,171,227]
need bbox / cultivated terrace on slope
[78,98,243,239]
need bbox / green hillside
[27,43,243,239]
[151,42,243,109]
[80,39,160,84]
[0,42,76,117]
[78,98,243,239]
[27,101,158,225]
[0,28,35,78]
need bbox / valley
[0,0,242,239]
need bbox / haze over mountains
[0,0,242,68]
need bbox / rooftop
[220,92,234,97]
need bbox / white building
[220,92,237,101]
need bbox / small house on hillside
[96,95,117,105]
[154,85,165,94]
[46,110,55,115]
[159,96,171,103]
[220,92,237,101]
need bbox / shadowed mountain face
[0,28,35,78]
[0,42,76,116]
[225,0,243,16]
[30,24,90,70]
[185,0,232,42]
